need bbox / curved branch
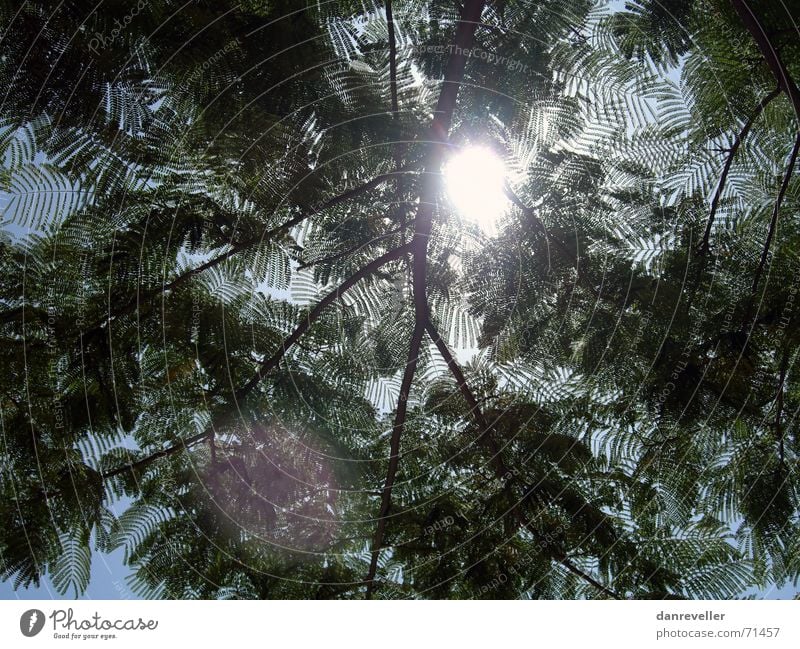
[559,557,622,600]
[503,184,546,236]
[700,87,781,253]
[730,0,800,123]
[752,131,800,293]
[424,320,507,475]
[503,183,600,299]
[106,244,408,482]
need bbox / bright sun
[443,145,509,235]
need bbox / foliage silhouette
[0,0,798,599]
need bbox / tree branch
[79,165,417,340]
[45,164,419,526]
[559,557,622,600]
[730,0,800,123]
[364,320,425,598]
[296,228,402,270]
[424,320,506,474]
[386,0,399,118]
[363,0,487,598]
[504,183,601,300]
[430,0,486,138]
[700,87,781,253]
[503,184,546,236]
[425,320,623,598]
[752,131,800,293]
[101,430,211,480]
[364,0,623,597]
[235,243,412,399]
[0,305,27,324]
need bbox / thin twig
[296,228,402,270]
[426,321,623,598]
[424,320,506,475]
[503,183,600,300]
[751,131,800,293]
[425,319,623,598]
[700,87,781,254]
[730,0,800,122]
[79,165,417,341]
[101,430,211,479]
[559,557,622,600]
[235,244,411,399]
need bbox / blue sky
[0,547,132,600]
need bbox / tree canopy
[0,0,799,599]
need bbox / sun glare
[443,145,509,235]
